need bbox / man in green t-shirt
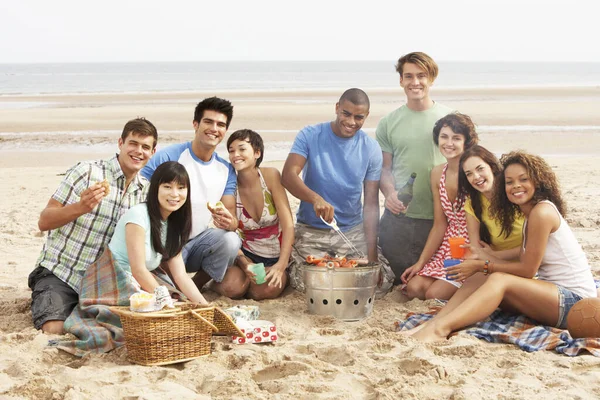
[376,52,453,283]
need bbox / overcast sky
[2,0,598,63]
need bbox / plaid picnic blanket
[49,249,181,357]
[396,281,600,357]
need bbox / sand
[1,88,600,399]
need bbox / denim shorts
[182,229,241,282]
[556,285,583,329]
[241,248,279,267]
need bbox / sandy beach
[1,87,600,399]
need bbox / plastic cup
[448,237,466,259]
[248,263,266,284]
[443,259,461,280]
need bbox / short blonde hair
[395,52,439,81]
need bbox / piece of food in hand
[206,201,225,213]
[95,179,110,197]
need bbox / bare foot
[411,324,448,343]
[398,322,427,336]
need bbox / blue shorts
[182,229,241,282]
[241,248,279,267]
[556,285,583,329]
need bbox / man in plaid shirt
[28,118,158,334]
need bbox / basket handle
[190,310,219,332]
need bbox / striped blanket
[396,309,600,356]
[49,249,181,357]
[396,281,600,357]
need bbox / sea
[1,61,600,159]
[2,61,600,96]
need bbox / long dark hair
[147,162,192,260]
[458,145,503,244]
[491,151,566,237]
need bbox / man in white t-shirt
[141,97,247,298]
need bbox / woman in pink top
[227,129,294,300]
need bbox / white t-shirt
[141,142,236,238]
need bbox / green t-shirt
[376,102,453,219]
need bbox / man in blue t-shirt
[141,97,246,298]
[282,88,394,293]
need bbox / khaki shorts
[288,223,395,297]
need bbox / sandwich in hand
[96,179,110,197]
[206,201,225,213]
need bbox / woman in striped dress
[401,113,479,300]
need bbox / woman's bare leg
[405,275,436,300]
[424,279,459,300]
[246,268,287,300]
[412,272,560,342]
[399,273,488,336]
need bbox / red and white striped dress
[418,163,469,284]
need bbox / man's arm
[216,194,238,231]
[380,151,405,214]
[38,183,107,231]
[363,180,380,263]
[281,153,334,222]
[214,163,240,231]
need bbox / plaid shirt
[35,155,149,291]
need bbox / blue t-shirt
[141,142,236,238]
[108,203,166,272]
[290,122,382,231]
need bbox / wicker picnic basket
[110,303,243,366]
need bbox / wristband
[483,260,490,275]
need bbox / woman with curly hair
[400,112,479,301]
[459,145,523,260]
[402,150,597,342]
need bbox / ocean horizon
[1,61,600,96]
[2,125,599,161]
